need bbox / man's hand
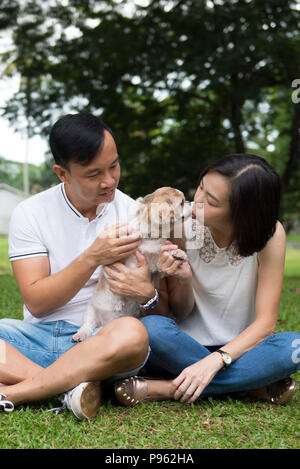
[103,251,155,304]
[86,223,142,268]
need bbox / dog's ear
[140,193,155,205]
[133,199,148,220]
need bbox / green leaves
[1,0,299,209]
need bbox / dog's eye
[180,199,185,206]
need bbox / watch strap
[140,288,159,310]
[216,349,231,367]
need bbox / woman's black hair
[49,113,113,168]
[199,153,282,257]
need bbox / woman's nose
[194,190,204,204]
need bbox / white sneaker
[48,382,102,420]
[0,392,14,413]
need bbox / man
[0,113,160,419]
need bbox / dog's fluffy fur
[72,187,191,342]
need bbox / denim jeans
[141,315,300,397]
[0,318,149,381]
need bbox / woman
[114,153,300,405]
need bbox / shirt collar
[60,184,108,221]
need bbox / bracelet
[139,289,159,310]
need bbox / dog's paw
[71,329,90,343]
[170,249,188,261]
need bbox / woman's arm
[165,277,194,321]
[158,242,195,321]
[219,221,286,361]
[172,222,286,403]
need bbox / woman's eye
[207,200,217,207]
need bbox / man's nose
[100,172,115,188]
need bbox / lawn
[0,235,299,450]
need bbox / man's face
[55,130,121,210]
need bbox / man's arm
[103,251,171,316]
[12,226,142,318]
[140,277,171,317]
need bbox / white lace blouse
[178,220,258,346]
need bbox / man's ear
[53,164,70,183]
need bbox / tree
[1,0,299,214]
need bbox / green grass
[0,235,299,449]
[287,233,300,243]
[0,236,11,275]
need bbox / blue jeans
[0,318,148,381]
[141,316,300,397]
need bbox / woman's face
[193,171,232,231]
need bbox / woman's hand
[158,241,192,280]
[103,250,155,304]
[171,353,224,403]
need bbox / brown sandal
[248,377,298,405]
[114,376,148,407]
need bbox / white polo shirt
[8,183,136,326]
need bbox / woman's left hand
[103,250,155,304]
[158,241,192,280]
[171,353,224,404]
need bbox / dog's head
[133,187,191,238]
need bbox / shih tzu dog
[72,187,191,342]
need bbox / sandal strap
[114,376,148,407]
[0,394,14,413]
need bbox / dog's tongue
[192,213,196,219]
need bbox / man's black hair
[49,113,113,168]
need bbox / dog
[71,187,191,342]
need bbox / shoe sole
[80,382,102,419]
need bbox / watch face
[223,353,232,365]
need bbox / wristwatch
[216,349,232,368]
[140,289,159,310]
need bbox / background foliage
[0,0,299,219]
